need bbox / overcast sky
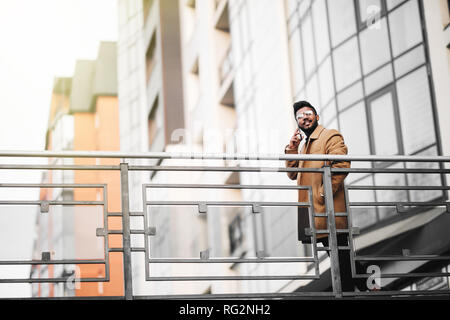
[0,0,118,151]
[0,0,118,297]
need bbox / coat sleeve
[323,131,351,195]
[284,145,299,181]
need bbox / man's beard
[300,120,318,136]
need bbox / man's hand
[288,128,302,149]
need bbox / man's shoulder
[320,127,344,140]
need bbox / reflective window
[312,0,330,63]
[339,102,371,155]
[359,18,391,75]
[364,64,394,95]
[327,0,357,47]
[333,36,361,91]
[289,29,305,93]
[318,57,334,105]
[305,74,320,107]
[374,163,408,220]
[288,11,299,34]
[369,90,400,155]
[358,0,382,23]
[286,0,299,17]
[285,0,440,231]
[396,67,435,154]
[327,118,339,130]
[301,13,316,76]
[320,99,337,127]
[337,80,363,111]
[386,0,406,10]
[299,0,312,17]
[394,44,425,78]
[388,0,423,57]
[406,146,443,202]
[348,175,378,229]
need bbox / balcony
[0,150,449,299]
[218,45,235,107]
[214,0,230,32]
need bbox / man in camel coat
[285,100,366,292]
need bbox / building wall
[286,0,445,237]
[33,42,122,297]
[32,86,75,297]
[73,96,123,297]
[423,0,450,196]
[116,0,450,295]
[117,0,148,153]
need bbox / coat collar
[300,124,325,155]
[308,124,325,141]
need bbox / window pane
[333,36,361,91]
[339,102,370,155]
[369,91,399,155]
[337,80,363,111]
[394,44,425,78]
[327,118,339,130]
[288,11,299,34]
[348,175,377,229]
[327,0,357,47]
[298,0,312,17]
[374,163,408,221]
[386,0,406,10]
[289,28,305,93]
[388,0,423,57]
[312,0,330,63]
[359,18,391,75]
[286,0,299,16]
[318,57,334,105]
[358,0,382,23]
[364,64,393,95]
[305,74,320,108]
[301,14,316,76]
[406,146,443,202]
[294,89,305,103]
[321,99,337,127]
[396,67,435,154]
[336,101,372,192]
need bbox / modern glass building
[116,0,450,295]
[286,0,445,230]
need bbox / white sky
[0,0,118,297]
[0,0,118,151]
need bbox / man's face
[296,107,319,131]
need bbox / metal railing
[0,150,449,299]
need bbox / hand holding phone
[289,128,302,149]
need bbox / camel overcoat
[285,125,350,242]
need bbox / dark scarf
[301,121,318,139]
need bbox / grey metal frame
[0,183,110,284]
[141,183,321,282]
[0,151,450,299]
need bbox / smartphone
[296,125,305,140]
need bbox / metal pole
[120,163,133,300]
[322,166,342,298]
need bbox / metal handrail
[0,150,449,162]
[0,151,449,299]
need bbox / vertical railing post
[322,165,342,298]
[120,162,133,300]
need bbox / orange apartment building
[31,42,123,297]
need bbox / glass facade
[286,0,443,229]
